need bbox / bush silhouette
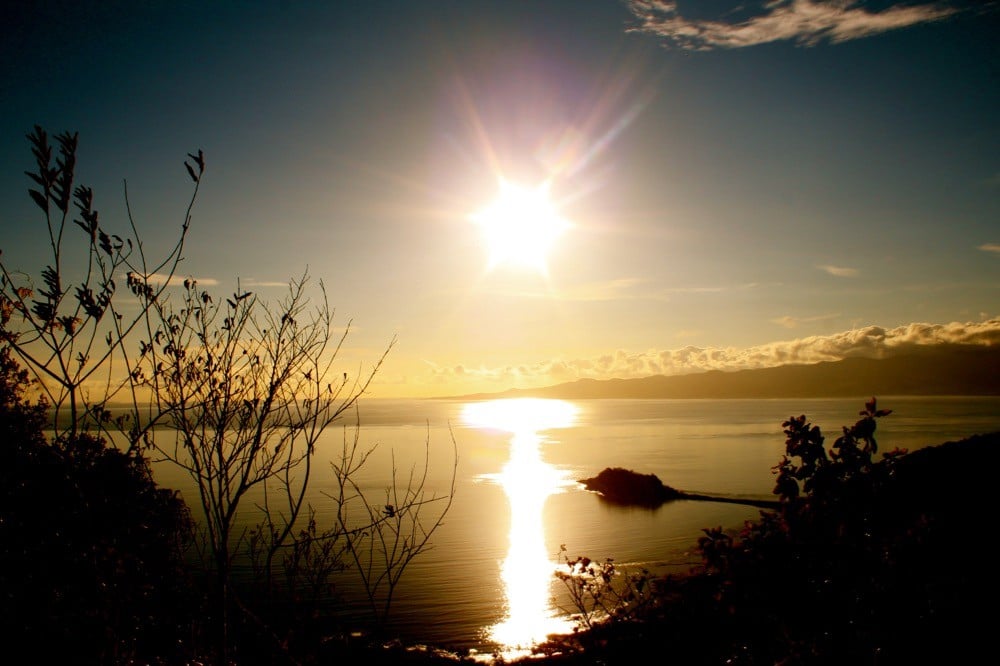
[0,346,195,664]
[546,399,997,665]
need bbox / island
[579,467,781,509]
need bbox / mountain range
[450,344,1000,400]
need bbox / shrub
[551,398,990,665]
[0,346,195,664]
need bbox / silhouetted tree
[130,273,396,661]
[691,398,959,664]
[330,421,457,632]
[0,125,201,443]
[1,128,455,665]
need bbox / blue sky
[2,1,998,397]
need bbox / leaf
[28,189,48,212]
[40,266,61,300]
[30,301,53,323]
[24,171,46,188]
[74,184,93,210]
[184,162,198,183]
[99,230,112,255]
[187,149,205,172]
[75,285,104,319]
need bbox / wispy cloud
[817,264,859,277]
[552,279,766,302]
[673,328,704,339]
[626,1,961,51]
[555,277,651,302]
[979,243,1000,254]
[143,273,219,287]
[428,316,1000,387]
[663,281,764,294]
[771,312,841,328]
[121,273,294,289]
[242,278,292,288]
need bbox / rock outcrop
[579,467,685,506]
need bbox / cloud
[673,328,704,338]
[663,281,764,294]
[556,277,651,301]
[551,279,767,302]
[428,316,1000,388]
[136,274,295,290]
[979,243,1000,254]
[477,278,766,303]
[771,312,841,328]
[818,264,858,277]
[142,273,219,287]
[242,279,292,288]
[626,1,961,50]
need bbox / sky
[2,1,998,399]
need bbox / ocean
[145,395,1000,658]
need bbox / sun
[471,179,570,274]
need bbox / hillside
[451,344,1000,400]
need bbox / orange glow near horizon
[461,398,579,657]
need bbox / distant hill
[451,344,1000,400]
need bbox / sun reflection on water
[461,399,580,658]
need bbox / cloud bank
[429,316,1000,389]
[625,1,960,50]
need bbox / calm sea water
[146,395,1000,657]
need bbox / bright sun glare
[472,180,570,274]
[461,399,580,656]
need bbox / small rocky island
[579,467,686,506]
[580,467,780,509]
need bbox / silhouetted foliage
[554,545,659,632]
[0,346,195,664]
[329,423,457,633]
[543,399,998,665]
[0,125,199,442]
[2,127,456,665]
[126,273,381,662]
[675,397,996,665]
[687,399,910,663]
